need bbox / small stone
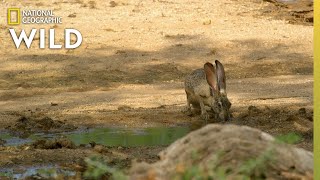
[110,1,118,7]
[51,102,58,106]
[118,105,132,111]
[248,105,261,114]
[0,138,6,146]
[94,145,105,153]
[298,108,307,115]
[203,19,211,25]
[68,13,77,18]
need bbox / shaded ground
[261,0,313,26]
[0,0,313,178]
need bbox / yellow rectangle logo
[7,8,20,25]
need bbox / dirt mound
[130,124,313,180]
[7,116,76,138]
[261,0,313,25]
[32,138,76,149]
[238,106,312,122]
[233,106,313,150]
[236,106,313,134]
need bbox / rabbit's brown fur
[184,60,231,122]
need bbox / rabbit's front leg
[198,98,209,123]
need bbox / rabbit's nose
[227,115,233,121]
[227,113,233,121]
[219,111,232,121]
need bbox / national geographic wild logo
[7,8,82,49]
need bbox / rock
[294,119,313,133]
[118,105,132,111]
[0,138,6,146]
[51,102,58,106]
[130,124,313,180]
[287,114,313,133]
[67,13,76,18]
[298,108,307,116]
[202,19,211,25]
[94,145,108,153]
[110,1,118,7]
[248,105,261,115]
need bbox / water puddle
[0,165,75,179]
[0,126,190,147]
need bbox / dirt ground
[0,0,313,178]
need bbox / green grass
[275,132,302,144]
[84,156,128,180]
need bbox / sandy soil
[0,0,313,177]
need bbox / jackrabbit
[184,60,231,122]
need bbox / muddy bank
[0,105,313,179]
[32,138,76,149]
[0,143,163,179]
[6,116,76,138]
[1,123,313,179]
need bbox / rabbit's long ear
[204,62,217,93]
[215,60,226,95]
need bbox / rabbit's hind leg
[184,92,193,116]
